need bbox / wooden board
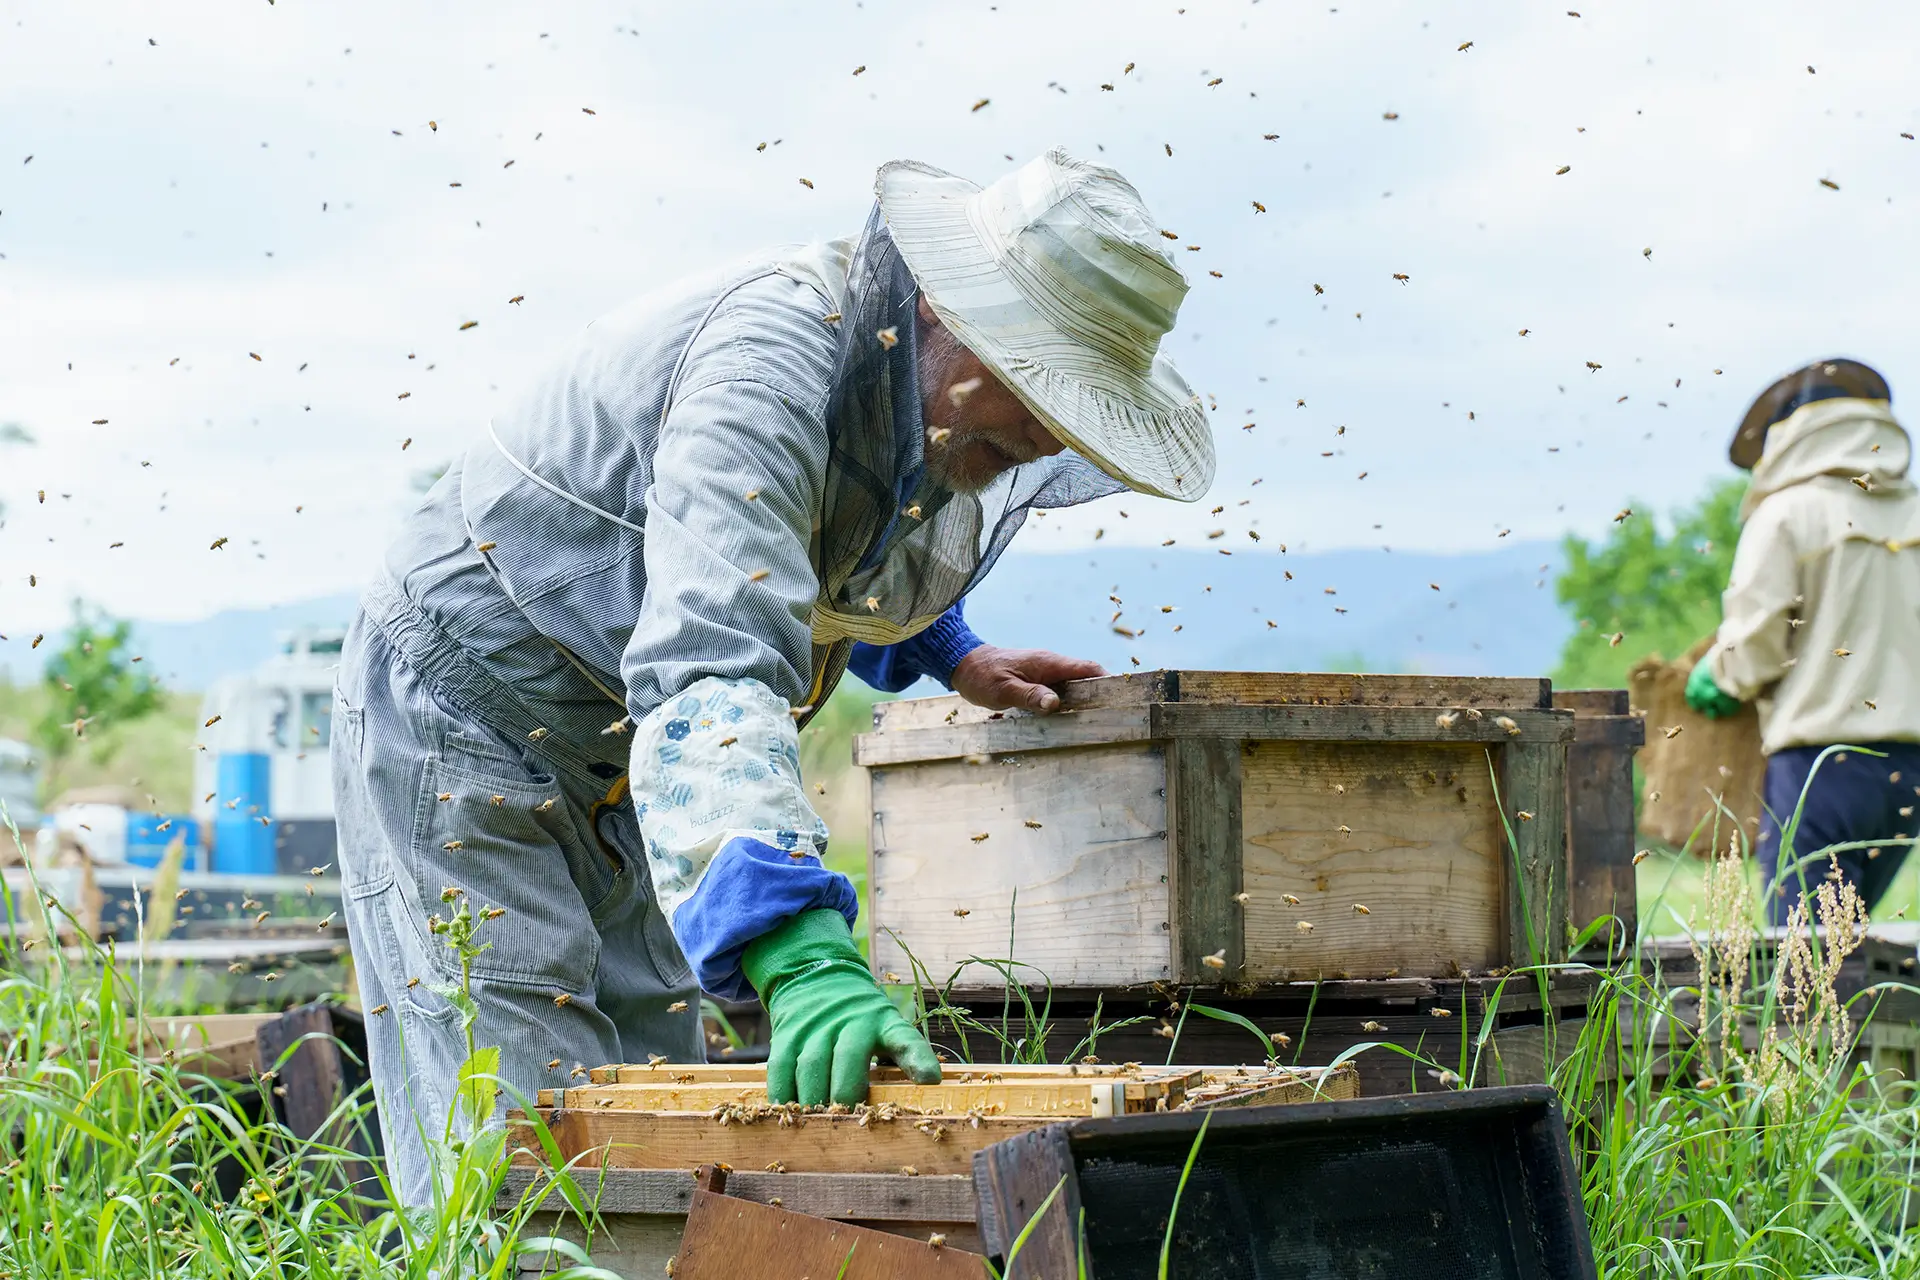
[588,1062,1199,1085]
[1556,691,1642,951]
[1498,740,1570,966]
[1168,736,1244,982]
[1151,703,1573,745]
[510,1108,1049,1176]
[856,702,1573,768]
[541,1076,1187,1117]
[501,1167,978,1222]
[867,742,1171,989]
[673,1176,985,1278]
[869,671,1551,733]
[852,707,1152,767]
[1180,1064,1362,1108]
[1240,741,1507,981]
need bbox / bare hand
[949,646,1106,714]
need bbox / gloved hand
[1685,655,1743,719]
[743,908,942,1105]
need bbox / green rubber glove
[743,909,942,1106]
[1685,655,1743,719]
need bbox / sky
[3,0,1919,641]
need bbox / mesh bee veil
[808,202,1127,658]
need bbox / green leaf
[433,982,481,1033]
[1184,1002,1279,1060]
[459,1045,501,1123]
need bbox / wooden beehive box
[854,670,1573,991]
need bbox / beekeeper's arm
[621,374,940,1106]
[1699,500,1799,709]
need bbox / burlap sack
[1628,636,1767,856]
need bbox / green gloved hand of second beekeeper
[743,908,943,1105]
[1685,655,1744,719]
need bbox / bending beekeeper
[332,147,1215,1201]
[1687,358,1920,921]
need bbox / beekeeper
[331,147,1215,1201]
[1687,358,1920,921]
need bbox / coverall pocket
[401,733,603,994]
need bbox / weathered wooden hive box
[854,670,1574,991]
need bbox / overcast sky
[3,0,1918,639]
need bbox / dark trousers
[1755,741,1920,925]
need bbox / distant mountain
[963,541,1571,680]
[1,541,1574,692]
[0,592,362,692]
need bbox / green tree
[1553,477,1747,690]
[32,605,163,796]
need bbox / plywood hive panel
[1239,741,1507,981]
[867,742,1171,989]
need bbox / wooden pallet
[855,670,1572,992]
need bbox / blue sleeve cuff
[847,600,985,693]
[669,836,859,1002]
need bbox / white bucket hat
[877,146,1215,501]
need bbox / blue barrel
[213,752,275,875]
[126,814,202,871]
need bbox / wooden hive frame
[855,670,1574,993]
[507,1063,1358,1177]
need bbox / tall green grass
[5,738,1920,1278]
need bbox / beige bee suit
[1709,397,1920,754]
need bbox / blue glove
[1685,656,1743,719]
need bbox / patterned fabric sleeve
[630,675,855,1001]
[620,373,856,999]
